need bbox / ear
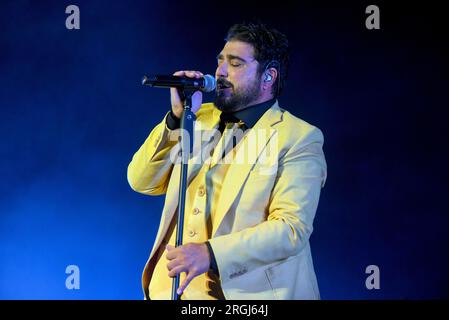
[262,67,278,90]
[264,73,273,82]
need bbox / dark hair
[225,22,290,97]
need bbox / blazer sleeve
[208,126,327,283]
[127,111,181,195]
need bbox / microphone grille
[202,74,216,92]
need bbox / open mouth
[217,80,232,90]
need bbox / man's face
[214,40,262,112]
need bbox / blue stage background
[0,0,448,299]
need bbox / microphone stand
[172,89,196,300]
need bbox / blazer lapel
[212,103,283,236]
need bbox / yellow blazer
[127,101,327,300]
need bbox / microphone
[142,74,216,92]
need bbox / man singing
[127,22,327,300]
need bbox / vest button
[198,186,205,197]
[188,230,196,237]
[193,208,200,215]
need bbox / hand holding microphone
[171,71,206,119]
[142,70,216,118]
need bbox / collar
[220,98,277,129]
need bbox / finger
[177,271,196,295]
[166,258,181,271]
[173,70,203,79]
[191,91,203,114]
[166,245,177,260]
[184,71,196,78]
[166,250,176,260]
[168,265,187,278]
[184,71,203,78]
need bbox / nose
[215,61,228,79]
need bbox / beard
[214,77,262,113]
